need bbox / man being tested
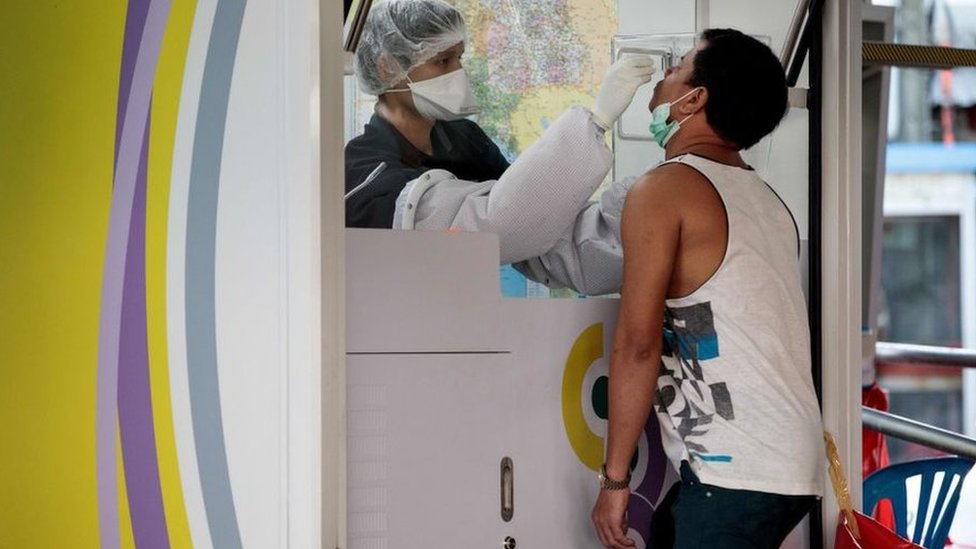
[590,29,823,549]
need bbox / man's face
[406,42,466,83]
[649,41,704,111]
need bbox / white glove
[590,55,657,131]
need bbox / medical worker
[346,0,657,273]
[346,0,509,227]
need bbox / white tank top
[654,154,824,496]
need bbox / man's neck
[665,134,748,169]
[377,100,435,155]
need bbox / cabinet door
[503,303,675,549]
[347,353,517,548]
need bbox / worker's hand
[590,55,657,131]
[591,489,636,549]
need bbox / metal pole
[344,0,373,53]
[862,408,976,461]
[875,342,976,369]
[900,0,931,141]
[787,0,826,87]
[781,0,814,68]
[807,3,824,547]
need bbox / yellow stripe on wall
[118,428,136,549]
[147,0,198,546]
[0,5,125,548]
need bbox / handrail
[780,0,813,69]
[343,0,373,53]
[862,41,976,69]
[875,342,976,370]
[862,407,976,462]
[785,0,824,88]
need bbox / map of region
[348,0,617,161]
[456,0,616,159]
[456,0,617,297]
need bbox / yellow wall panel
[0,4,126,548]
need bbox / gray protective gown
[391,106,638,296]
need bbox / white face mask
[388,68,480,121]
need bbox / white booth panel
[346,230,673,548]
[346,229,508,353]
[347,353,516,548]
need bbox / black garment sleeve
[459,120,510,179]
[344,165,423,228]
[344,117,511,228]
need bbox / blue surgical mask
[649,87,702,148]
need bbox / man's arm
[591,169,682,549]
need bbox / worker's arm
[591,169,682,549]
[393,106,613,263]
[513,175,637,295]
[392,56,656,265]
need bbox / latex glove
[590,55,657,131]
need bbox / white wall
[166,0,324,546]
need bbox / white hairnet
[354,0,468,95]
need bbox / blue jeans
[648,461,818,549]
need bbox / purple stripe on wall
[114,0,152,170]
[118,104,171,548]
[97,1,173,547]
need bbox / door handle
[500,456,514,522]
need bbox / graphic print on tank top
[658,301,735,462]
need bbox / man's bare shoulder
[627,161,714,208]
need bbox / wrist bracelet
[598,464,631,491]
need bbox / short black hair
[689,29,788,150]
